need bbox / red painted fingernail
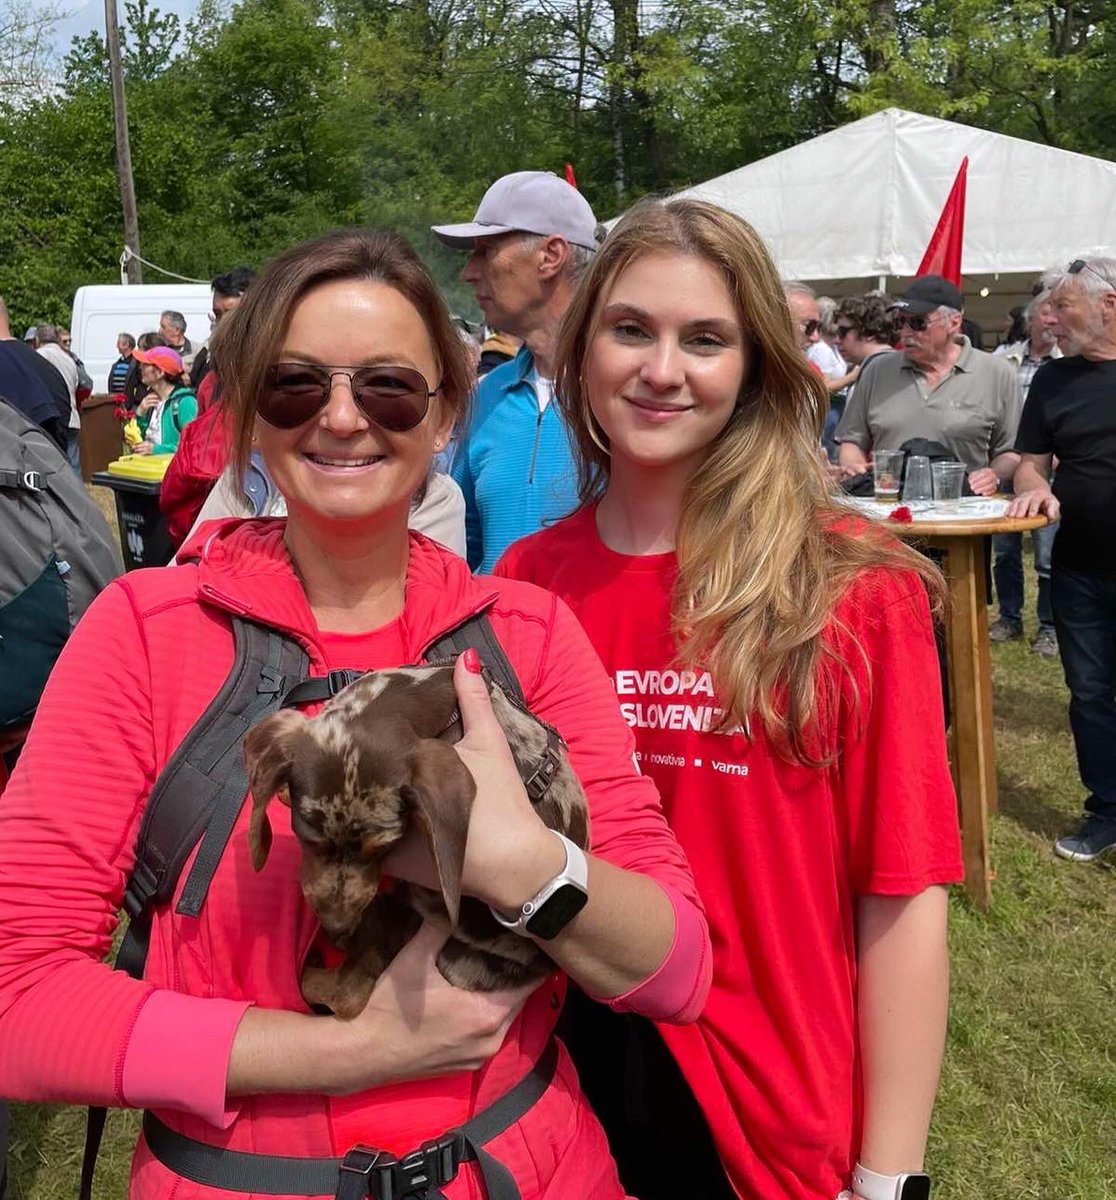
[462,648,482,674]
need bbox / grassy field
[5,545,1114,1198]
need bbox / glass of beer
[873,451,904,503]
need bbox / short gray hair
[1048,257,1116,300]
[160,309,187,333]
[783,281,816,301]
[519,233,596,284]
[35,323,60,344]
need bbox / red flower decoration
[113,405,130,422]
[888,505,913,523]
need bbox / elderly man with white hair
[1008,257,1116,864]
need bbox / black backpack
[0,398,122,729]
[77,608,523,1200]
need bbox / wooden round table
[867,504,1052,907]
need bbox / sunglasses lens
[803,320,820,335]
[836,326,855,337]
[260,365,434,431]
[352,367,431,432]
[260,365,330,428]
[897,315,928,331]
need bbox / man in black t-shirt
[1009,256,1116,864]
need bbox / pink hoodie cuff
[122,991,252,1128]
[589,883,711,1024]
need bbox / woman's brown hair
[554,197,944,764]
[209,228,473,485]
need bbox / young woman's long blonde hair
[554,197,943,764]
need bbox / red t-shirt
[496,505,964,1200]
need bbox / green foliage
[0,0,1112,327]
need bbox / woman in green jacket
[133,344,197,455]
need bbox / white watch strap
[489,830,588,936]
[851,1164,913,1200]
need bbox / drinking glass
[932,461,966,511]
[872,451,904,504]
[902,455,933,502]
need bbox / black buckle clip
[122,860,161,919]
[358,1131,464,1200]
[257,665,287,696]
[327,669,354,697]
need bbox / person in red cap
[132,344,198,455]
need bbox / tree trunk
[105,0,142,283]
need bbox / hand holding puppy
[385,651,566,916]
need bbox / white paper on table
[832,494,1011,522]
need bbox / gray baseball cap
[432,171,600,251]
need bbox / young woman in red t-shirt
[496,198,964,1200]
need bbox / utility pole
[105,0,143,283]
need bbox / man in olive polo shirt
[835,276,1022,495]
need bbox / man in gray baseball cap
[431,171,601,572]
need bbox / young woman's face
[584,251,749,477]
[254,278,454,530]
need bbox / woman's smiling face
[584,251,749,477]
[254,277,454,531]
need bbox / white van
[70,284,213,392]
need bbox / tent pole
[878,275,887,292]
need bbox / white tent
[620,108,1116,329]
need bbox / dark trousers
[993,523,1058,630]
[1051,567,1116,820]
[557,989,735,1200]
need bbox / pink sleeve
[123,991,252,1127]
[838,570,965,895]
[510,592,711,1021]
[0,580,157,1103]
[0,580,244,1109]
[587,883,710,1023]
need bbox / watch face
[524,883,589,940]
[899,1176,931,1200]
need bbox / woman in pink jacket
[0,229,710,1200]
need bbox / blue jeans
[1051,567,1116,820]
[992,521,1058,630]
[66,428,82,476]
[821,395,846,461]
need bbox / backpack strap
[282,612,524,709]
[423,611,524,704]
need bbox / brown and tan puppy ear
[401,738,476,927]
[243,709,305,871]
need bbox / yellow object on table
[122,417,143,447]
[105,453,174,482]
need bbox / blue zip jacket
[452,345,579,572]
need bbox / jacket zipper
[527,409,543,485]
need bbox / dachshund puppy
[243,665,589,1018]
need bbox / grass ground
[5,542,1114,1198]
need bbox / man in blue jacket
[432,171,600,572]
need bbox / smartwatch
[489,831,589,940]
[851,1165,931,1200]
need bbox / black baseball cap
[891,275,964,315]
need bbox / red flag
[565,162,578,189]
[917,157,967,287]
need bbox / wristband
[489,830,589,940]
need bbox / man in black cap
[835,275,1022,495]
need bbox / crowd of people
[0,170,1113,1200]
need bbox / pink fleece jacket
[0,520,709,1199]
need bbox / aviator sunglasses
[259,362,440,431]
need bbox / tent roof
[649,108,1116,283]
